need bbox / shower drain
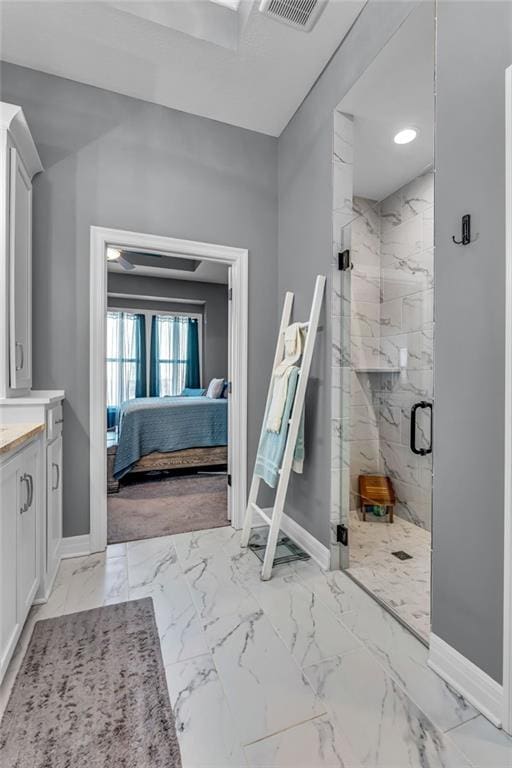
[391,550,413,561]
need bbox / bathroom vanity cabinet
[0,426,44,683]
[0,102,43,398]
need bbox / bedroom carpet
[0,599,182,768]
[107,473,228,544]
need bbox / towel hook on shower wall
[452,214,472,245]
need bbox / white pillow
[206,378,225,399]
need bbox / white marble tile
[304,650,472,768]
[63,553,129,613]
[127,535,180,589]
[352,301,381,338]
[350,439,381,477]
[333,109,354,167]
[333,162,354,220]
[423,205,434,250]
[378,402,402,443]
[130,570,208,666]
[380,441,422,487]
[245,713,361,767]
[351,271,380,304]
[331,418,350,470]
[165,654,246,767]
[297,567,374,617]
[403,289,434,333]
[347,511,431,641]
[401,172,434,220]
[204,608,325,745]
[106,542,126,558]
[350,405,379,441]
[381,296,403,336]
[173,525,242,565]
[248,576,360,668]
[182,550,260,621]
[339,599,478,733]
[449,715,512,767]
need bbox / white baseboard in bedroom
[59,534,91,560]
[260,508,330,570]
[428,633,503,727]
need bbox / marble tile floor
[348,509,431,642]
[1,524,510,767]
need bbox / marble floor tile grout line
[442,713,483,735]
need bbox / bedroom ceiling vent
[258,0,327,32]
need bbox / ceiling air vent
[259,0,328,32]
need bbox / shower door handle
[410,401,433,456]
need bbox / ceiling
[0,0,364,136]
[338,2,435,201]
[108,251,230,283]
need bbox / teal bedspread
[113,396,227,479]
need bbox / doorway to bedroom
[89,229,248,553]
[105,251,231,544]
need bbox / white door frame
[89,226,248,553]
[503,64,512,735]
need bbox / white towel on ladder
[266,322,304,433]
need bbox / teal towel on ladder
[254,366,304,488]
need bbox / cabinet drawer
[47,404,63,441]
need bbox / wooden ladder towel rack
[240,274,326,580]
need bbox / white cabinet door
[46,435,62,581]
[9,147,32,391]
[0,453,21,678]
[17,440,39,617]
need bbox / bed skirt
[107,444,228,494]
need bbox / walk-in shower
[331,2,435,643]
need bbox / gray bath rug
[0,599,182,768]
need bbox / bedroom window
[106,311,146,426]
[150,315,200,397]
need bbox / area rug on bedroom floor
[0,599,182,768]
[107,472,228,544]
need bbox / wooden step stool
[358,475,395,523]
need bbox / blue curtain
[107,406,118,429]
[150,315,160,396]
[134,314,146,397]
[185,318,200,388]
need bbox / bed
[107,396,228,492]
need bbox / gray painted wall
[277,2,416,547]
[107,272,229,384]
[432,0,512,684]
[278,0,510,683]
[0,62,278,538]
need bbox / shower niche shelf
[354,367,400,374]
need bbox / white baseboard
[59,534,91,560]
[259,508,330,570]
[428,633,503,727]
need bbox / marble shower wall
[331,107,434,560]
[331,109,354,569]
[377,171,434,530]
[348,172,434,530]
[349,198,383,510]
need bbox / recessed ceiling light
[394,128,417,145]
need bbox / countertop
[0,423,45,455]
[0,390,64,406]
